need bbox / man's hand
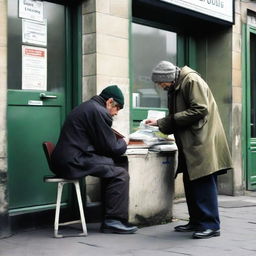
[123,137,129,145]
[145,119,158,126]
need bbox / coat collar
[91,95,106,107]
[174,66,200,91]
[91,95,113,124]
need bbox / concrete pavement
[1,194,256,256]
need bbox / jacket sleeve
[157,78,209,134]
[85,106,127,157]
[157,116,175,135]
[173,78,209,127]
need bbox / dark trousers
[101,156,129,222]
[183,168,220,230]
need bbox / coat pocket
[191,116,207,130]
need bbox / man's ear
[106,98,114,108]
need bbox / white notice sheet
[22,19,47,46]
[22,45,47,91]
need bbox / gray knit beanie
[151,61,180,83]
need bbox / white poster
[22,19,47,46]
[19,0,44,22]
[161,0,233,23]
[22,46,47,91]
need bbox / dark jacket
[51,96,127,179]
[157,66,233,180]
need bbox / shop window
[131,23,177,109]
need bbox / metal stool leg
[54,182,64,238]
[74,181,87,236]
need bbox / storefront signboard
[161,0,233,23]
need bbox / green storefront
[130,0,234,135]
[4,0,83,236]
[242,8,256,190]
[1,0,236,238]
[130,0,235,197]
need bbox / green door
[7,0,73,213]
[245,27,256,190]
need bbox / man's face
[106,98,121,116]
[156,82,174,90]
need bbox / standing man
[146,61,232,239]
[51,85,138,234]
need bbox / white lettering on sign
[161,0,233,23]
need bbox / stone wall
[0,0,10,238]
[82,0,130,137]
[229,0,244,195]
[82,0,131,206]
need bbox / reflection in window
[131,23,177,108]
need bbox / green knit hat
[99,85,124,109]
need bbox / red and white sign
[22,46,47,90]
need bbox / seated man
[51,85,138,234]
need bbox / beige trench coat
[158,66,233,180]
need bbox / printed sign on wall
[22,46,47,91]
[22,19,47,46]
[19,0,44,22]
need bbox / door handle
[40,93,57,99]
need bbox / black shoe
[174,223,200,232]
[100,219,138,234]
[192,229,220,239]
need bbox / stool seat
[44,176,76,183]
[42,142,87,238]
